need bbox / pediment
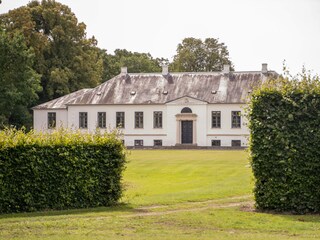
[166,96,208,105]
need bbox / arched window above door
[181,107,192,113]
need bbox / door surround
[175,113,197,145]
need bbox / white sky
[1,0,320,75]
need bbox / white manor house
[33,64,277,147]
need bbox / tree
[0,0,103,102]
[101,49,168,80]
[170,37,233,72]
[0,30,41,128]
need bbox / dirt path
[123,195,254,218]
[135,194,252,211]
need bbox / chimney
[261,63,268,74]
[223,64,230,73]
[162,65,169,75]
[121,67,127,75]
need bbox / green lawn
[1,150,320,240]
[123,150,251,205]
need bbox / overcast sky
[1,0,320,75]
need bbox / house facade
[33,64,276,147]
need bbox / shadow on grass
[0,202,135,220]
[280,214,320,223]
[240,203,320,223]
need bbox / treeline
[0,0,232,129]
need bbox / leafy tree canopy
[0,0,103,102]
[0,30,41,128]
[170,37,233,72]
[101,49,168,80]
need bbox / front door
[181,120,193,144]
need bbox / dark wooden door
[181,121,193,144]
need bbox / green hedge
[0,129,126,214]
[248,73,320,213]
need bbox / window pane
[231,140,241,147]
[153,111,162,128]
[134,140,143,146]
[79,112,88,128]
[97,112,106,128]
[154,139,162,146]
[211,111,221,128]
[231,111,241,128]
[135,112,143,128]
[212,140,221,146]
[116,112,125,128]
[48,112,56,129]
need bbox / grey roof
[33,71,277,109]
[32,89,92,109]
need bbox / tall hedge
[0,129,126,214]
[248,72,320,213]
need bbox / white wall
[33,109,68,131]
[166,97,207,146]
[67,105,168,146]
[33,102,250,147]
[206,104,249,147]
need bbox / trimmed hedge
[248,72,320,213]
[0,129,126,214]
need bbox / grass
[123,150,251,205]
[1,150,320,240]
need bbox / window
[135,112,143,128]
[211,111,221,128]
[231,111,241,128]
[134,140,143,147]
[154,140,163,147]
[97,112,106,128]
[211,140,221,147]
[232,140,241,147]
[153,111,163,128]
[79,112,88,128]
[47,112,56,129]
[181,107,192,113]
[116,112,125,128]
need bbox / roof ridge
[127,71,276,75]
